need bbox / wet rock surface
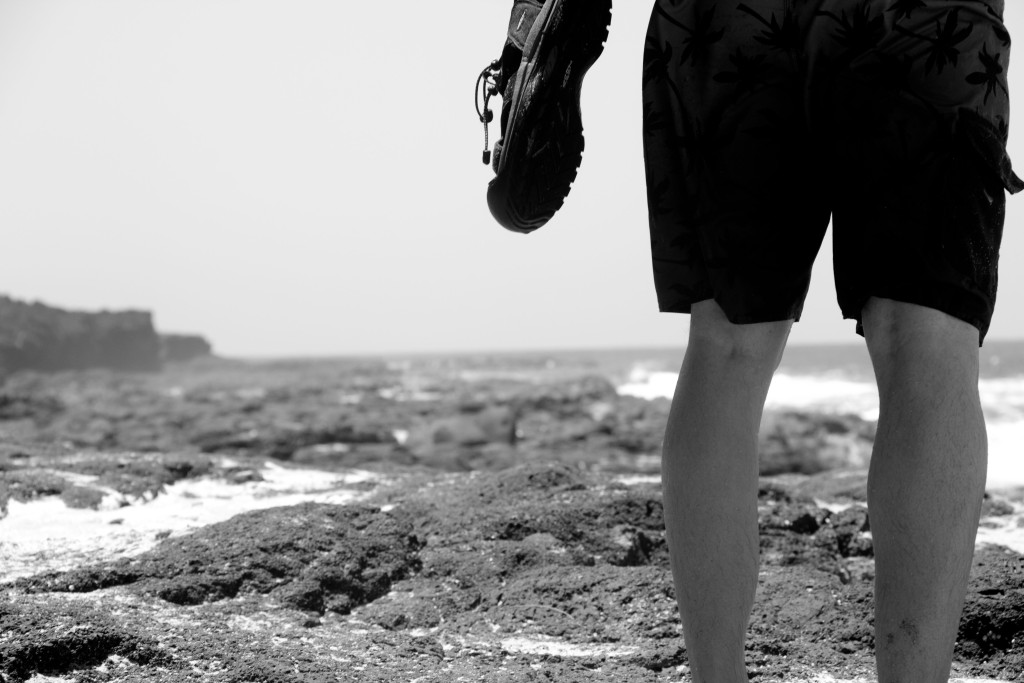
[17,503,422,614]
[0,357,1020,681]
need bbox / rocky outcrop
[18,503,422,614]
[2,455,1023,682]
[0,296,161,373]
[0,360,874,476]
[1,359,1023,681]
[759,411,876,475]
[159,334,213,363]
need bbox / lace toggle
[476,59,502,165]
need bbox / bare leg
[863,297,987,683]
[662,300,792,683]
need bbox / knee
[687,300,791,371]
[862,298,980,390]
[862,298,979,359]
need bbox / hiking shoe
[475,0,612,233]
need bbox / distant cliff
[0,296,209,373]
[160,334,213,363]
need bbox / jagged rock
[514,375,621,414]
[59,485,106,510]
[956,546,1024,673]
[0,599,168,681]
[405,406,518,465]
[17,503,422,616]
[0,470,68,502]
[759,411,875,475]
[0,392,64,422]
[788,469,871,503]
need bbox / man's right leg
[862,297,987,683]
[662,299,792,683]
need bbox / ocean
[610,340,1024,489]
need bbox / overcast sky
[2,1,1024,356]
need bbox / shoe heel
[570,0,612,69]
[486,0,612,233]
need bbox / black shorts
[642,0,1023,342]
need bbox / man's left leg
[662,299,792,683]
[863,298,987,683]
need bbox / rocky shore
[1,357,1022,682]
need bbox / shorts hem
[658,296,804,325]
[840,289,991,346]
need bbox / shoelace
[475,59,502,165]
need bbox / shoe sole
[487,0,612,233]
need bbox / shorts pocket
[933,108,1019,305]
[957,107,1024,197]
